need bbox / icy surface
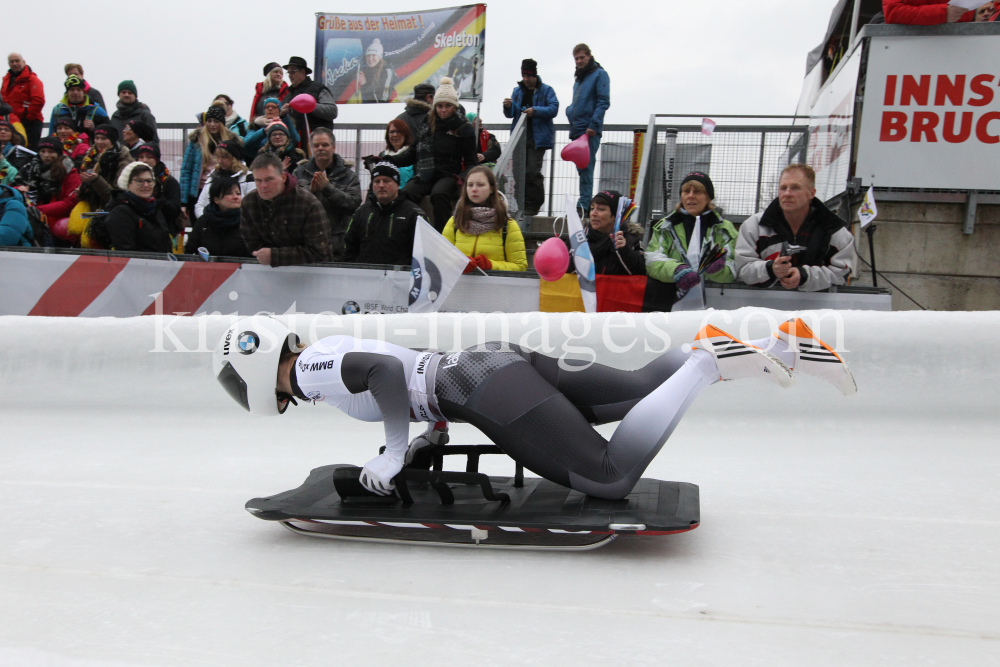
[0,311,997,666]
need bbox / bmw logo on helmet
[342,301,361,315]
[238,331,260,355]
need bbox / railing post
[754,131,767,213]
[355,129,363,176]
[547,138,557,217]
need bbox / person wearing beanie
[343,159,423,265]
[395,82,435,140]
[53,116,91,167]
[250,62,288,121]
[3,53,45,150]
[566,43,611,213]
[282,57,338,155]
[193,139,256,219]
[109,80,159,143]
[503,57,559,216]
[179,103,239,220]
[380,77,477,232]
[86,161,172,253]
[293,127,361,258]
[585,189,646,276]
[646,171,738,308]
[0,114,32,172]
[63,64,106,112]
[76,125,133,213]
[48,75,109,142]
[213,94,249,138]
[12,134,81,227]
[257,121,306,174]
[359,39,396,102]
[245,98,301,159]
[134,142,183,235]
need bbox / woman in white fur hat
[358,39,396,103]
[85,161,173,252]
[379,76,478,231]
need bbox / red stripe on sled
[28,255,129,316]
[140,261,239,316]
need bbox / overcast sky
[13,0,840,127]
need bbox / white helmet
[213,315,300,416]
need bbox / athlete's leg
[506,344,691,424]
[435,343,717,498]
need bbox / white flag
[859,186,878,228]
[566,195,597,313]
[408,217,469,313]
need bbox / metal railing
[157,118,808,227]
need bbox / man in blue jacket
[48,76,109,142]
[566,44,610,213]
[504,58,559,216]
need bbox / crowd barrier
[0,249,892,316]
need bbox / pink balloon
[534,237,570,282]
[50,217,71,241]
[560,134,591,169]
[289,93,317,114]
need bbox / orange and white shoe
[692,325,794,388]
[776,318,857,397]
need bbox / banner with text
[808,46,861,203]
[315,4,486,104]
[855,35,1000,190]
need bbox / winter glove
[674,264,700,292]
[463,257,477,274]
[359,452,403,496]
[705,250,728,276]
[473,255,493,271]
[404,422,449,468]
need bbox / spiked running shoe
[776,318,857,397]
[693,324,794,388]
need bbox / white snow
[1,310,998,666]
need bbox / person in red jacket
[13,135,80,224]
[882,0,986,24]
[3,53,45,149]
[250,62,289,123]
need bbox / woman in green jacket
[644,172,737,302]
[442,165,528,272]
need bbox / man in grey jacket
[293,128,361,259]
[109,80,159,142]
[735,164,856,292]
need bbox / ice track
[0,310,998,666]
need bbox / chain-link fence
[158,121,807,225]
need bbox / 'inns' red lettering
[900,75,931,106]
[934,75,966,106]
[884,75,898,106]
[968,75,995,107]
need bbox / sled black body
[245,446,699,550]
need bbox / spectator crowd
[1,37,883,309]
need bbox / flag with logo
[565,195,596,313]
[409,217,469,313]
[859,186,878,228]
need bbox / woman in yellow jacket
[442,165,528,272]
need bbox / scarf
[224,111,240,128]
[574,59,600,82]
[156,163,171,184]
[61,133,80,156]
[79,146,102,173]
[466,206,497,235]
[124,191,157,217]
[203,203,241,230]
[25,156,73,205]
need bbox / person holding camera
[735,164,856,292]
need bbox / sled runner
[246,445,700,551]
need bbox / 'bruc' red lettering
[911,112,939,142]
[943,112,973,143]
[880,112,908,142]
[975,112,1000,144]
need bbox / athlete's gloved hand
[359,452,403,496]
[404,422,449,467]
